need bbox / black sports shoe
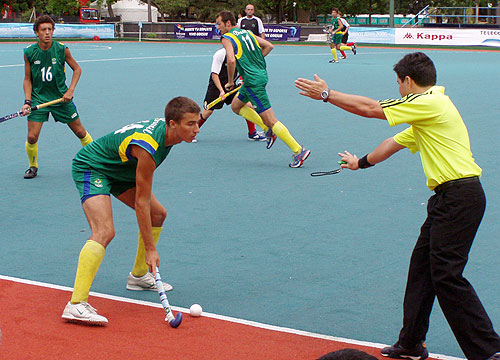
[24,166,38,179]
[381,341,428,360]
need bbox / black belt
[434,176,479,193]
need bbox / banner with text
[395,28,500,47]
[0,23,114,38]
[174,23,301,42]
[348,27,395,44]
[173,23,220,40]
[263,24,301,42]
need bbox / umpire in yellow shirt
[295,52,500,360]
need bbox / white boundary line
[0,274,463,360]
[0,51,410,68]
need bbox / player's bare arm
[337,18,345,32]
[211,72,226,97]
[295,74,386,119]
[21,55,32,115]
[63,47,82,102]
[130,144,160,275]
[338,138,405,170]
[255,35,274,57]
[221,38,236,90]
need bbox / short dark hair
[317,348,379,360]
[164,97,200,125]
[34,14,55,32]
[393,52,437,87]
[217,10,236,25]
[331,7,339,13]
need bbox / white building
[100,0,158,22]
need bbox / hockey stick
[0,98,64,124]
[155,266,183,328]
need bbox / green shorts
[330,32,343,45]
[72,160,135,203]
[27,101,79,123]
[237,85,271,114]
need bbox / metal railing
[401,5,430,27]
[403,6,500,27]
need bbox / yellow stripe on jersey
[118,133,159,162]
[246,31,262,50]
[224,33,243,59]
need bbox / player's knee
[27,133,39,144]
[92,227,115,246]
[151,206,167,226]
[75,128,87,138]
[231,103,241,115]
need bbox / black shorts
[203,83,236,110]
[342,32,349,44]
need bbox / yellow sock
[340,45,352,51]
[239,106,268,132]
[80,132,93,147]
[330,48,338,61]
[70,240,105,304]
[25,141,38,168]
[131,227,162,277]
[272,121,302,153]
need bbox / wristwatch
[321,88,331,102]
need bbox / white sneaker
[61,302,108,325]
[126,272,173,292]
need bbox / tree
[46,0,79,15]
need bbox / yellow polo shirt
[380,86,481,190]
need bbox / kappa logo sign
[404,31,453,41]
[417,32,453,41]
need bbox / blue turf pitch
[1,41,499,358]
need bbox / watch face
[322,89,329,100]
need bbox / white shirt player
[211,48,226,75]
[237,15,265,37]
[340,17,350,32]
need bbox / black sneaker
[329,59,339,63]
[381,341,428,360]
[24,166,38,179]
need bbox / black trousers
[398,179,500,360]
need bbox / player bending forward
[62,97,200,325]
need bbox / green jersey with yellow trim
[24,41,69,105]
[223,27,267,87]
[73,118,172,183]
[330,16,341,31]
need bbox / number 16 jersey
[24,41,69,105]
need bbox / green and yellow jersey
[73,118,172,184]
[24,41,69,105]
[330,16,341,32]
[380,86,481,190]
[222,28,268,87]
